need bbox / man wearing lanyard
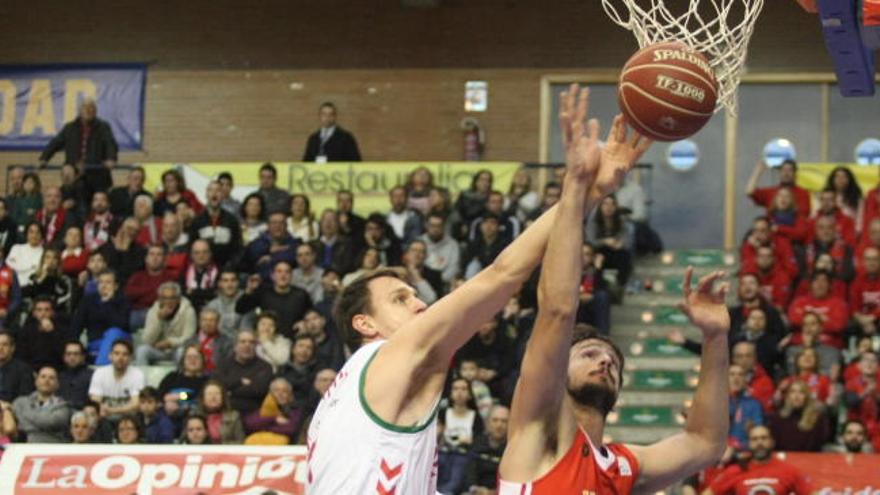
[302,102,362,163]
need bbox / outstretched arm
[630,268,730,493]
[745,159,767,197]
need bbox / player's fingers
[587,118,600,142]
[605,115,623,144]
[576,87,590,133]
[715,282,731,302]
[558,92,572,147]
[681,266,694,297]
[614,114,628,143]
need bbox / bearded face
[566,340,622,417]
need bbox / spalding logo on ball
[618,41,718,142]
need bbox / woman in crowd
[776,347,837,408]
[825,166,863,222]
[9,172,42,232]
[179,414,212,444]
[287,194,319,242]
[23,248,73,314]
[438,377,484,495]
[60,226,89,279]
[405,167,434,216]
[454,169,493,224]
[243,377,303,444]
[768,380,831,452]
[7,222,45,287]
[154,169,203,217]
[768,187,808,245]
[159,344,209,431]
[195,380,245,445]
[505,168,540,223]
[240,192,267,245]
[342,247,382,287]
[115,415,142,445]
[590,195,633,286]
[255,311,293,371]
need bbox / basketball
[617,41,718,142]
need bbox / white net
[602,0,765,115]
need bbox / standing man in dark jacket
[38,99,118,202]
[302,102,361,163]
[189,181,242,269]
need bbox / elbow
[537,286,578,319]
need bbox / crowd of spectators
[675,159,880,492]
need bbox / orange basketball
[617,41,718,142]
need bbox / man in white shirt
[88,339,145,420]
[386,186,423,244]
[421,213,461,285]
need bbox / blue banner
[0,64,146,151]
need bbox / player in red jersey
[703,425,813,495]
[498,86,731,494]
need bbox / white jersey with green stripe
[306,340,440,495]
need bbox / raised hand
[559,83,601,185]
[591,114,652,200]
[677,267,731,338]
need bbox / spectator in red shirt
[83,191,116,252]
[60,226,89,279]
[844,350,880,448]
[776,347,836,407]
[741,217,797,279]
[746,159,811,217]
[802,215,855,282]
[732,341,776,412]
[792,253,848,300]
[767,188,808,245]
[863,168,880,234]
[750,246,793,310]
[704,425,812,495]
[825,166,863,223]
[851,246,880,338]
[125,245,176,331]
[133,195,163,247]
[160,212,189,279]
[784,311,842,378]
[810,188,857,246]
[768,380,831,452]
[856,218,880,274]
[788,271,850,349]
[154,169,203,218]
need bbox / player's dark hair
[570,324,625,380]
[334,268,408,349]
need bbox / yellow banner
[797,163,880,193]
[142,162,522,216]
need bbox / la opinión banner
[0,444,307,495]
[0,64,146,151]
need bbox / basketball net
[602,0,765,115]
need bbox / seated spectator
[0,199,18,257]
[844,339,879,382]
[176,201,197,232]
[216,172,240,217]
[428,187,457,237]
[341,247,382,287]
[803,214,855,282]
[577,242,611,333]
[316,270,341,318]
[137,282,197,365]
[182,308,233,374]
[746,158,811,216]
[154,169,203,217]
[405,167,434,216]
[76,250,107,299]
[294,309,345,371]
[115,414,141,444]
[730,308,782,377]
[784,311,842,377]
[179,414,211,444]
[438,377,484,495]
[7,222,45,287]
[857,218,880,272]
[194,379,245,444]
[35,186,75,248]
[244,377,303,444]
[160,212,190,278]
[242,211,298,282]
[255,312,293,371]
[58,341,93,409]
[357,214,402,267]
[768,380,831,452]
[57,165,84,212]
[851,246,880,338]
[749,245,793,310]
[98,218,146,284]
[9,171,41,230]
[826,166,863,221]
[12,366,70,443]
[256,163,290,215]
[463,213,508,280]
[189,180,241,268]
[240,193,268,246]
[456,358,494,421]
[158,344,209,411]
[728,364,763,448]
[844,350,880,447]
[72,270,131,365]
[303,368,337,417]
[277,335,319,403]
[454,170,492,228]
[457,317,515,399]
[811,187,857,246]
[767,187,808,245]
[386,185,423,244]
[215,330,274,415]
[180,239,219,312]
[205,269,245,339]
[292,242,325,304]
[22,248,73,314]
[16,296,70,371]
[469,190,521,245]
[0,399,16,445]
[237,261,312,340]
[589,195,633,286]
[316,209,355,275]
[824,419,875,453]
[403,239,443,301]
[81,400,114,442]
[108,166,150,218]
[0,246,20,326]
[705,425,811,494]
[68,410,96,444]
[732,341,776,412]
[137,386,174,444]
[288,193,319,242]
[528,182,562,225]
[464,405,509,494]
[0,332,35,403]
[60,226,89,279]
[740,216,798,279]
[132,195,163,247]
[792,253,849,300]
[125,245,177,330]
[83,191,115,252]
[505,168,540,223]
[420,213,461,287]
[88,339,145,421]
[335,190,366,240]
[776,347,836,408]
[788,271,849,349]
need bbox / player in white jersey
[306,84,651,495]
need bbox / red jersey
[808,211,856,246]
[708,458,811,495]
[750,186,812,218]
[849,272,880,318]
[778,372,830,402]
[741,237,798,279]
[499,430,640,495]
[792,278,847,301]
[787,294,849,348]
[748,365,776,413]
[754,267,793,309]
[855,239,880,274]
[862,187,880,234]
[0,265,15,311]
